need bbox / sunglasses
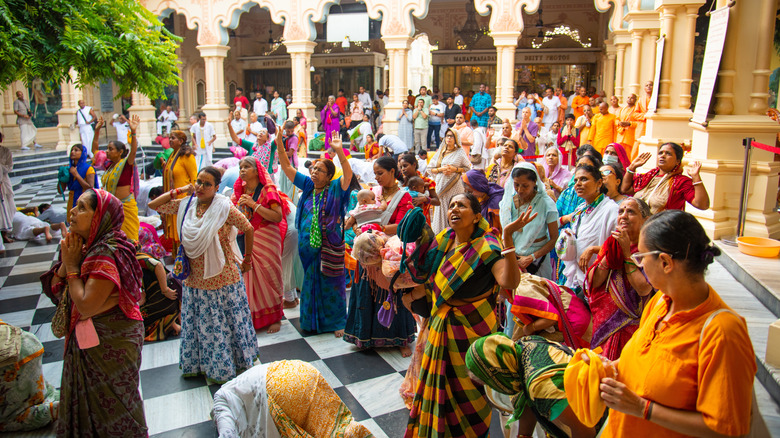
[601,170,613,177]
[630,250,662,267]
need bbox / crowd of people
[0,79,765,438]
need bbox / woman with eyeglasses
[428,127,471,233]
[162,130,197,253]
[277,130,354,337]
[557,164,619,296]
[598,209,756,437]
[584,197,654,360]
[621,142,710,215]
[600,163,626,204]
[149,166,258,383]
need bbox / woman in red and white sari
[233,156,291,333]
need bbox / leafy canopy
[0,0,181,99]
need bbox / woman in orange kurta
[162,131,197,251]
[599,210,756,438]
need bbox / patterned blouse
[157,198,253,290]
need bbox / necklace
[382,184,399,202]
[196,201,211,216]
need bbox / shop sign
[433,50,600,66]
[516,51,599,64]
[311,53,384,68]
[238,57,292,69]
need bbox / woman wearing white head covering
[499,162,560,337]
[427,127,471,233]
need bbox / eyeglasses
[601,170,613,177]
[630,250,662,267]
[195,180,213,188]
[445,134,455,139]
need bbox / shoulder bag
[172,194,195,280]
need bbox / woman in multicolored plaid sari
[403,193,531,437]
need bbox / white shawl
[178,194,241,279]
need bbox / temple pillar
[56,70,83,151]
[628,30,644,97]
[613,31,630,102]
[128,92,157,147]
[688,0,780,239]
[493,32,522,121]
[196,44,230,149]
[382,36,412,136]
[604,43,617,98]
[285,40,317,137]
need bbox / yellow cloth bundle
[563,348,612,427]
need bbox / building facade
[0,0,778,240]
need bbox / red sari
[233,158,291,329]
[585,236,654,360]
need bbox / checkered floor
[0,184,511,438]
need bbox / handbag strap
[178,194,195,242]
[699,308,739,345]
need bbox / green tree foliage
[0,0,181,99]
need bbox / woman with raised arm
[92,115,140,242]
[621,142,709,215]
[232,156,290,333]
[403,193,531,437]
[277,130,354,336]
[66,143,98,211]
[149,167,258,384]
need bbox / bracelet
[597,262,610,270]
[692,180,703,186]
[253,203,262,212]
[169,189,176,198]
[626,169,635,174]
[647,401,654,421]
[530,253,537,262]
[642,400,653,420]
[501,247,516,256]
[66,272,80,281]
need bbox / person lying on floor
[11,211,66,243]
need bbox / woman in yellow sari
[162,130,197,252]
[92,115,140,242]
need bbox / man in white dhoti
[191,112,216,170]
[156,104,178,135]
[76,100,97,156]
[0,136,15,252]
[14,92,42,151]
[112,114,130,144]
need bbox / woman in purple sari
[321,95,340,150]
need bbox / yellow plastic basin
[736,236,780,258]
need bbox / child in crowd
[403,176,426,199]
[344,189,385,233]
[417,149,429,175]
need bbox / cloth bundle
[381,235,417,289]
[563,348,614,427]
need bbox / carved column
[493,32,522,121]
[197,44,230,149]
[628,30,644,97]
[604,43,617,98]
[128,92,157,147]
[382,36,413,136]
[656,4,676,109]
[56,70,83,151]
[613,35,629,103]
[285,40,317,137]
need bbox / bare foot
[334,329,345,338]
[267,322,282,334]
[400,345,412,357]
[283,298,299,309]
[45,230,53,243]
[170,322,182,336]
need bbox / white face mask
[603,154,619,165]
